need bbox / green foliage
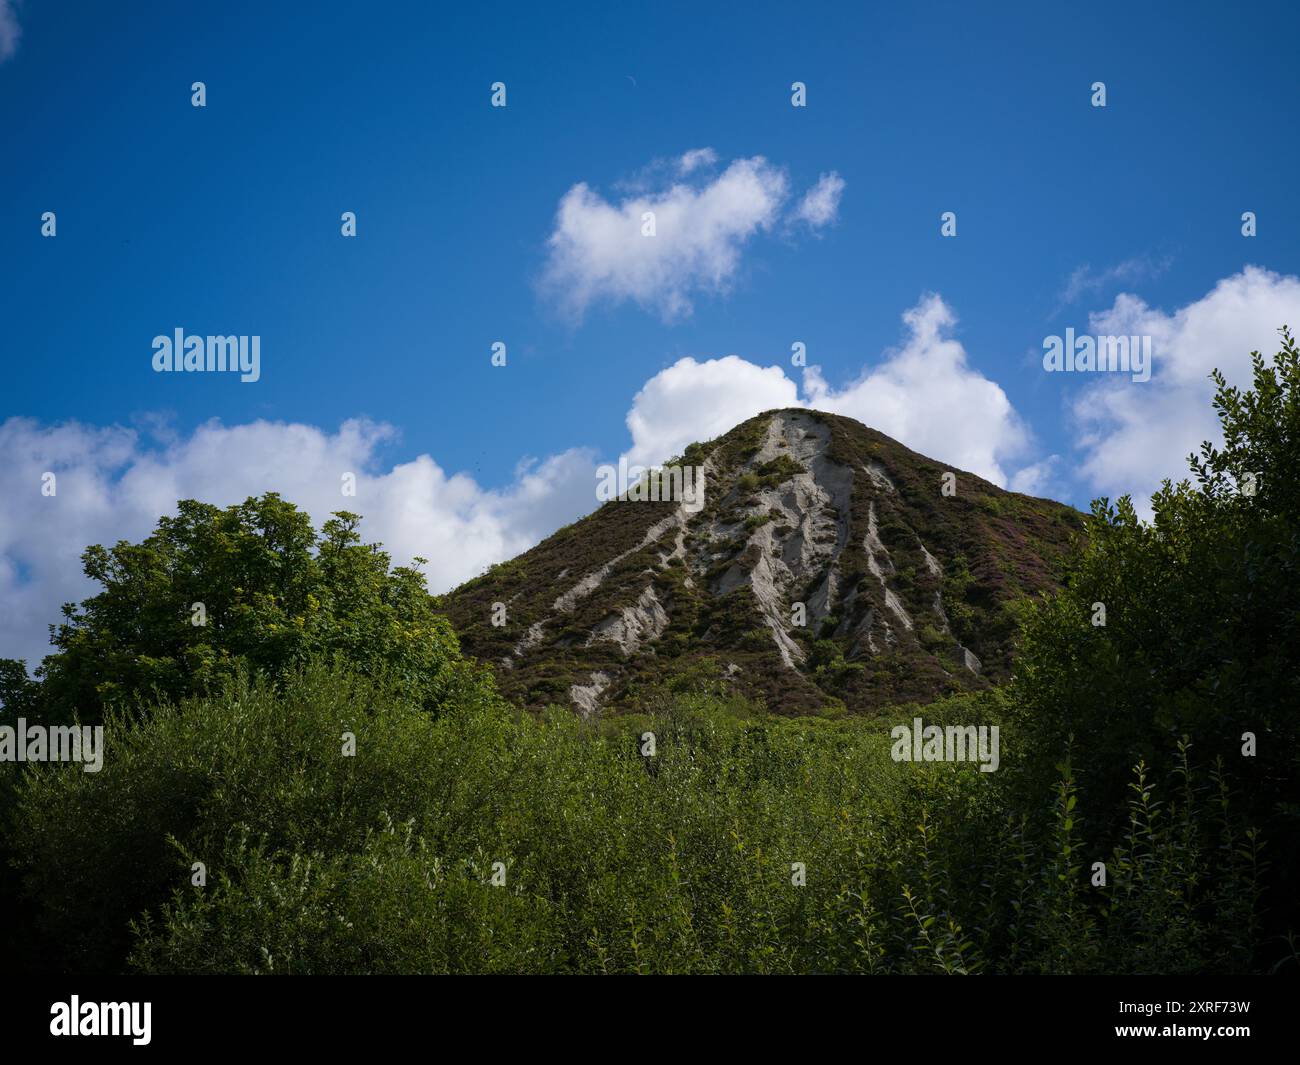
[680,441,713,468]
[0,659,38,717]
[753,455,803,487]
[12,661,505,972]
[1010,329,1300,886]
[916,622,947,650]
[940,553,977,637]
[807,638,865,690]
[1,493,467,724]
[8,662,1268,974]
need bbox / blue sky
[2,0,1300,661]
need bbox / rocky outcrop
[442,408,1083,716]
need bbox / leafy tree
[0,493,468,724]
[1010,326,1300,916]
[0,659,38,717]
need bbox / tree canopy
[0,493,469,724]
[1011,327,1300,902]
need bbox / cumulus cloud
[0,0,20,63]
[1008,456,1063,498]
[1069,265,1300,511]
[7,268,1286,667]
[542,155,788,322]
[621,294,1031,487]
[805,294,1031,485]
[609,263,1300,518]
[623,356,800,470]
[677,147,717,175]
[0,417,599,666]
[540,151,845,322]
[791,171,845,229]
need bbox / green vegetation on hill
[441,407,1084,717]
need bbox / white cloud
[0,416,599,666]
[1009,456,1063,498]
[623,356,800,469]
[622,294,1030,488]
[791,171,845,229]
[7,270,1289,669]
[0,0,20,63]
[541,151,846,323]
[805,294,1031,486]
[677,148,718,175]
[1070,266,1300,511]
[542,155,789,322]
[618,270,1300,521]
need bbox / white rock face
[569,671,611,718]
[708,412,855,667]
[863,503,893,577]
[552,512,683,615]
[862,461,896,493]
[509,621,546,660]
[512,409,996,713]
[588,584,670,657]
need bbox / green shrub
[8,660,1276,974]
[2,494,465,726]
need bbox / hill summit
[443,409,1083,716]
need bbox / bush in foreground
[12,665,1277,974]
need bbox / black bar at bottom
[4,975,1293,1051]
